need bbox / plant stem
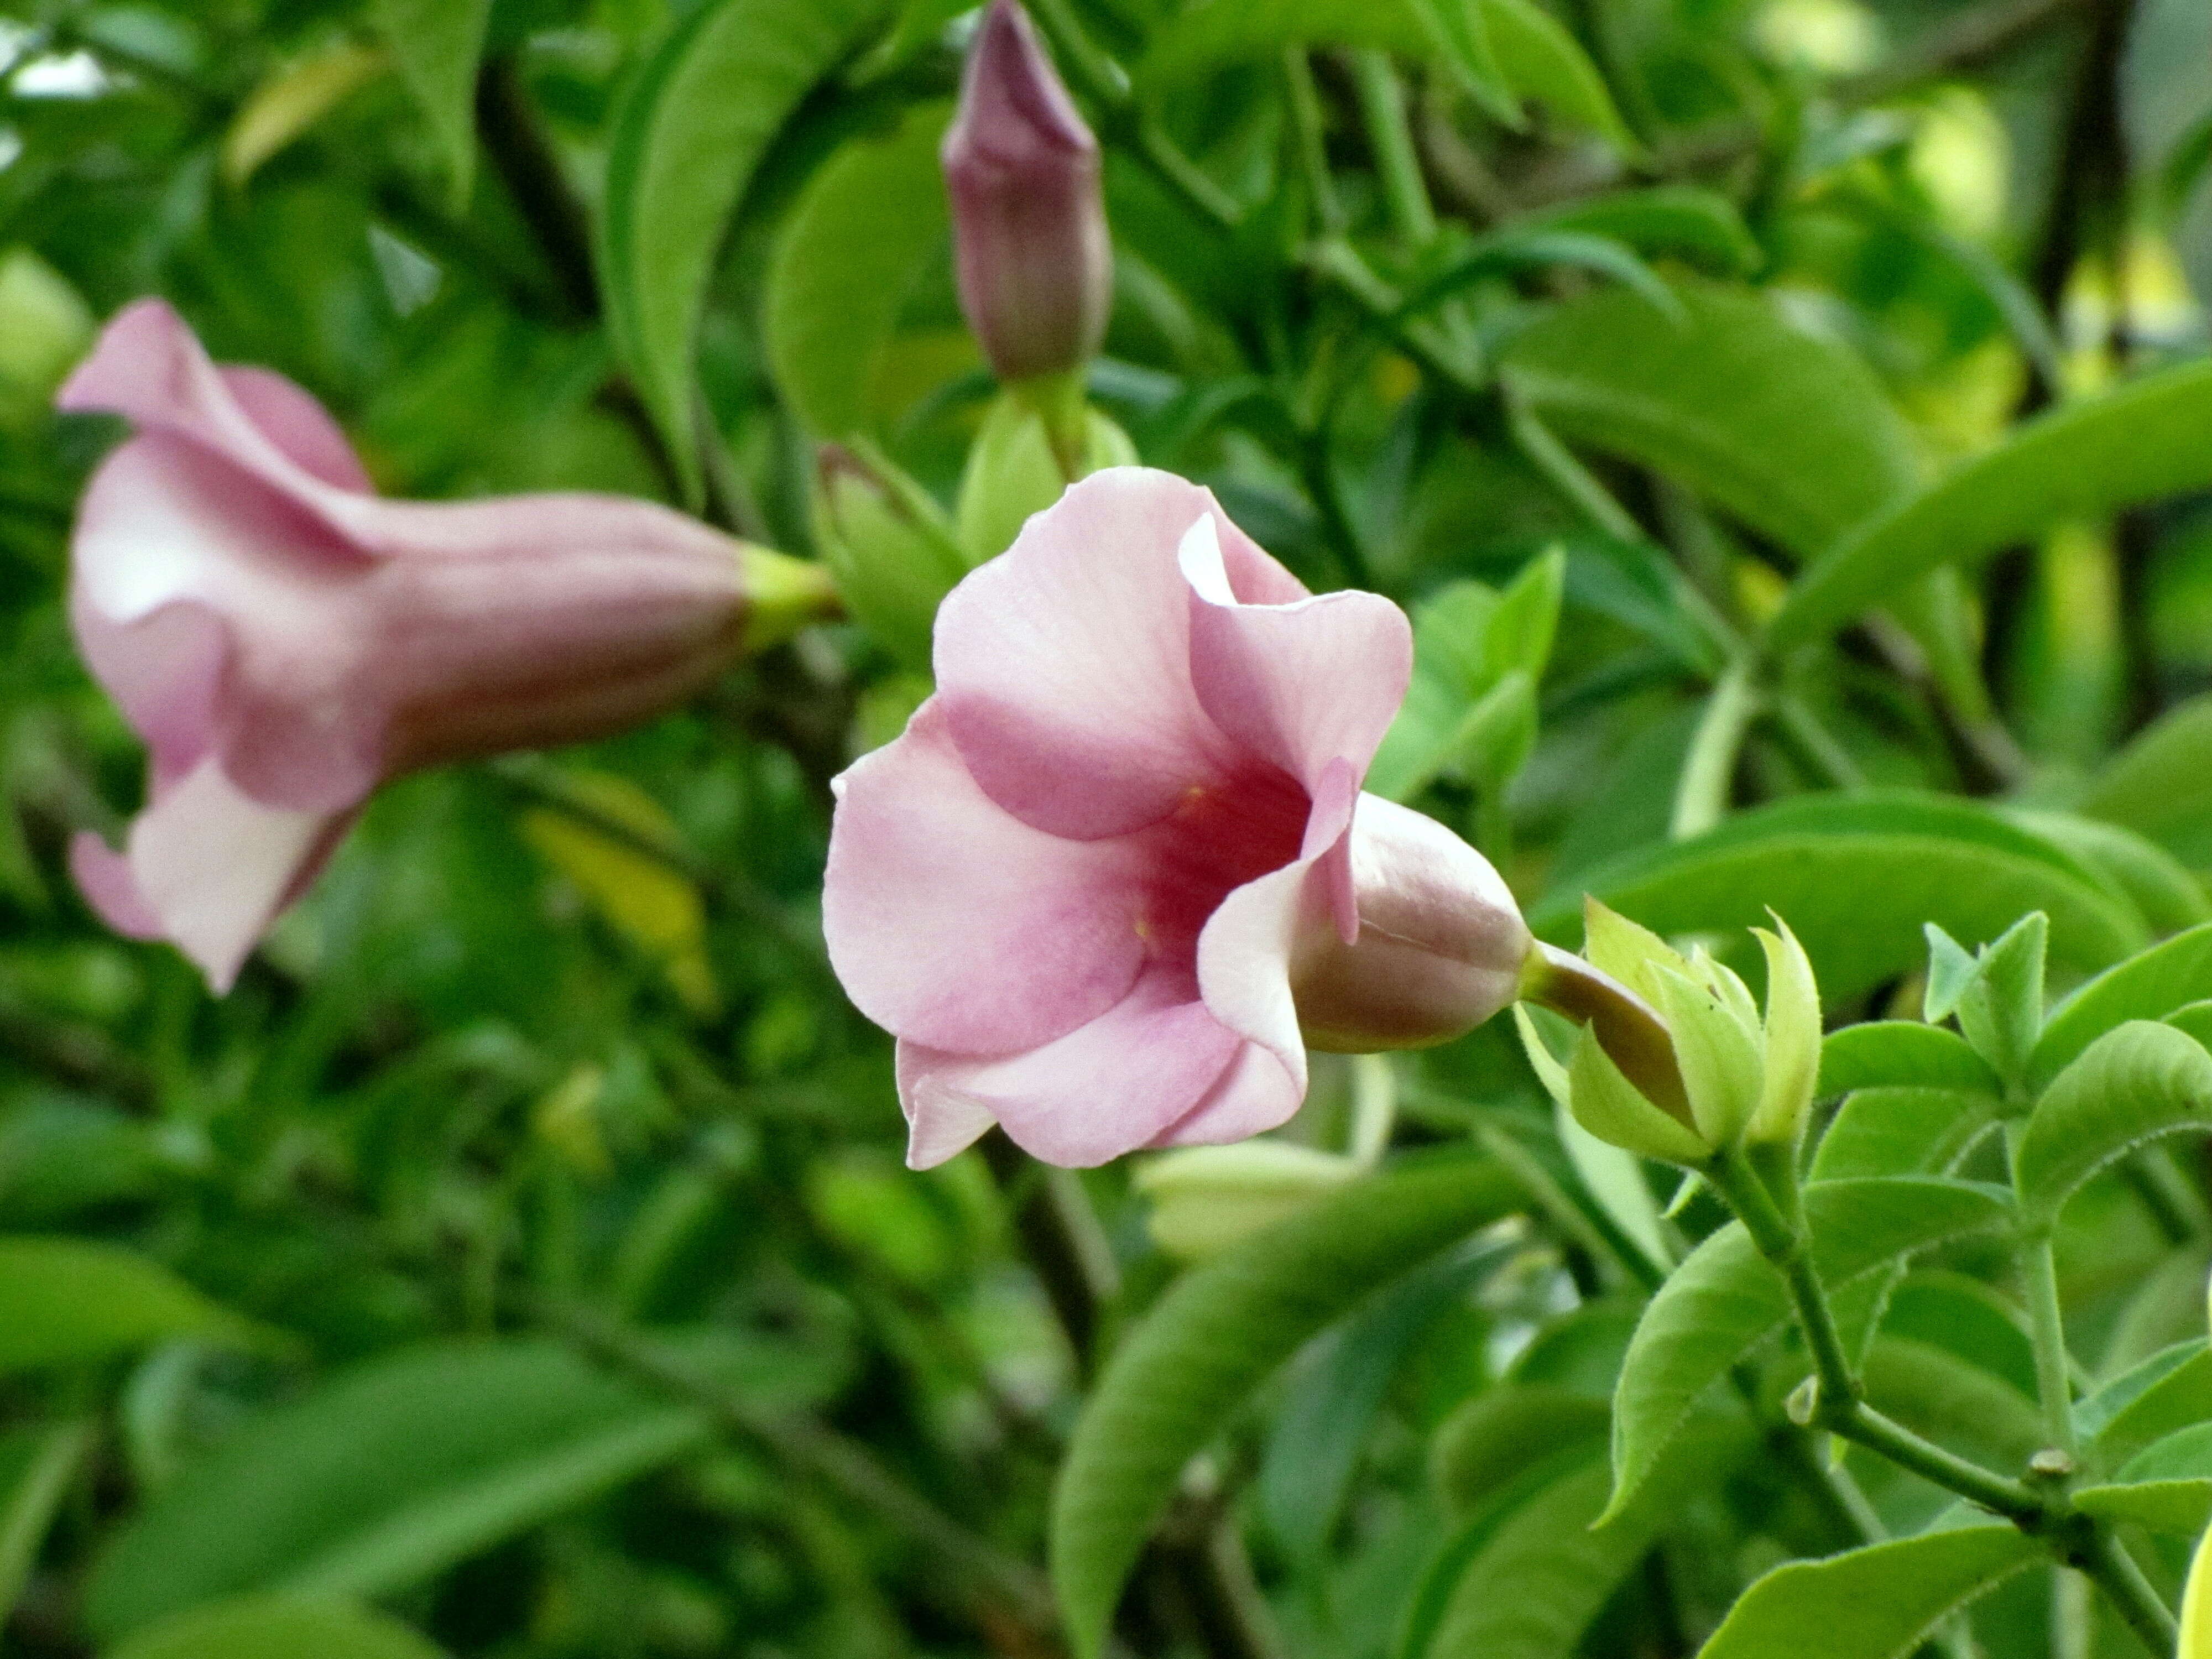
[1350,51,1436,246]
[2080,1527,2179,1655]
[1502,389,1640,541]
[1282,51,1346,234]
[1671,662,1758,838]
[2020,1229,2078,1454]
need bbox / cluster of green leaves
[9,0,2212,1656]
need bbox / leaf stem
[1671,662,1758,838]
[2019,1228,2078,1454]
[2080,1527,2180,1655]
[1349,50,1436,247]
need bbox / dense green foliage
[9,0,2212,1656]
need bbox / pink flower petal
[118,760,343,992]
[1178,512,1411,796]
[218,366,373,493]
[1190,763,1358,1091]
[67,583,228,790]
[893,1058,1004,1168]
[896,965,1244,1167]
[823,700,1149,1056]
[68,833,163,940]
[1148,1042,1303,1147]
[933,468,1256,839]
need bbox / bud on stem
[942,0,1113,385]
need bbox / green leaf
[598,0,894,505]
[1499,283,1923,559]
[2029,922,2212,1092]
[1771,358,2212,647]
[1530,792,2147,1005]
[371,0,493,213]
[1051,1160,1519,1659]
[1694,1526,2041,1659]
[0,1421,91,1618]
[1818,1023,2000,1097]
[1478,0,1631,148]
[1807,1089,2001,1183]
[87,1332,836,1637]
[105,1597,446,1659]
[2081,692,2212,867]
[2007,811,2212,938]
[1605,1177,2010,1520]
[1519,187,1759,276]
[1860,1338,2042,1472]
[1260,1245,1494,1558]
[1142,0,1462,87]
[1418,1424,1751,1659]
[1430,1385,1610,1511]
[2014,1021,2212,1229]
[2077,1340,2211,1456]
[2073,1421,2212,1534]
[0,1239,242,1375]
[764,100,953,439]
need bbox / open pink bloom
[824,468,1531,1168]
[63,299,828,992]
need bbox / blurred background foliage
[5,0,2212,1655]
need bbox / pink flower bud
[941,0,1112,383]
[822,468,1530,1170]
[60,299,836,992]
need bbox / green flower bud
[811,440,969,671]
[1134,1141,1360,1261]
[1747,917,1821,1146]
[954,381,1138,564]
[1562,1019,1713,1167]
[1651,958,1766,1147]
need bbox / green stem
[2080,1527,2179,1656]
[2020,1229,2078,1454]
[1282,50,1346,234]
[1349,50,1436,246]
[1503,390,1641,541]
[1769,693,1867,790]
[1837,1401,2043,1521]
[1671,663,1759,838]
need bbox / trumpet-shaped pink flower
[823,468,1531,1168]
[62,299,832,992]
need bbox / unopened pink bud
[1292,796,1532,1053]
[941,0,1112,383]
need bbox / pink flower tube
[824,468,1531,1168]
[62,299,834,992]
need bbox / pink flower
[823,468,1531,1168]
[941,0,1112,383]
[62,299,833,992]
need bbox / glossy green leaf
[598,0,893,504]
[1479,0,1630,147]
[2078,1340,2212,1457]
[1420,1423,1751,1659]
[1807,1089,2001,1182]
[1051,1160,1519,1659]
[1430,1385,1610,1511]
[372,0,492,212]
[1694,1526,2041,1659]
[1605,1177,2010,1520]
[1531,792,2146,1004]
[1261,1245,1494,1558]
[2081,692,2212,867]
[1818,1022,2000,1097]
[764,100,953,439]
[1499,283,1923,559]
[1771,358,2212,646]
[105,1597,446,1659]
[2030,922,2212,1092]
[2008,811,2211,938]
[2072,1421,2212,1534]
[87,1332,837,1637]
[2014,1021,2212,1229]
[0,1421,91,1618]
[0,1239,242,1375]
